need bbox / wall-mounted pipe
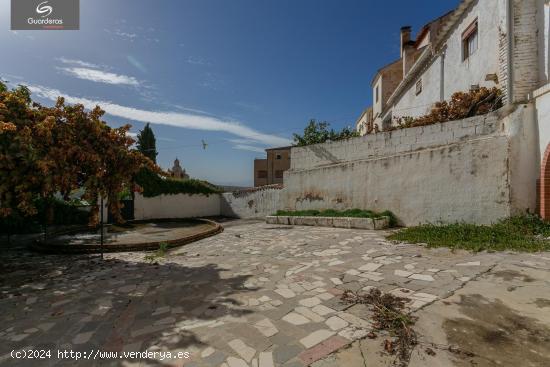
[507,0,514,104]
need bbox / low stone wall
[134,193,220,220]
[220,185,283,219]
[266,216,390,230]
[281,105,538,226]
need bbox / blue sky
[1,0,457,186]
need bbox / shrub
[384,87,503,133]
[293,120,360,147]
[134,168,221,198]
[0,198,89,234]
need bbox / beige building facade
[253,147,291,187]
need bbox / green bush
[134,168,221,198]
[0,198,89,235]
[293,120,360,147]
[388,215,550,252]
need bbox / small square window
[416,79,423,95]
[462,20,478,61]
[276,154,282,160]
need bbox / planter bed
[266,215,390,230]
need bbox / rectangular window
[257,170,267,179]
[375,85,379,103]
[276,154,282,160]
[275,170,284,179]
[462,20,478,61]
[415,79,423,95]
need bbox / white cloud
[228,138,260,145]
[104,28,137,41]
[10,30,35,40]
[127,55,147,73]
[115,30,137,40]
[233,144,267,153]
[127,131,174,142]
[28,84,291,147]
[60,67,140,86]
[187,56,209,66]
[58,57,99,68]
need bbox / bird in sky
[201,140,208,150]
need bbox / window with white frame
[462,19,478,61]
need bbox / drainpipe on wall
[507,0,514,104]
[440,49,446,102]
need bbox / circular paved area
[1,221,549,366]
[45,221,215,246]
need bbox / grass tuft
[144,242,169,262]
[388,215,550,252]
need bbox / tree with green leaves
[293,119,360,147]
[136,123,158,163]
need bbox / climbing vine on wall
[134,168,221,198]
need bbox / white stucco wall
[220,188,282,219]
[291,111,501,170]
[372,76,383,122]
[134,193,220,220]
[504,104,540,212]
[389,0,503,122]
[536,84,550,159]
[537,1,550,85]
[391,56,443,119]
[285,105,537,226]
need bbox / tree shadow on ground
[0,249,256,366]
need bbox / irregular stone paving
[1,221,548,367]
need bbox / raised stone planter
[265,216,390,230]
[332,217,351,229]
[374,217,390,230]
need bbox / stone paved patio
[1,220,549,366]
[45,221,215,247]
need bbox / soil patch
[443,294,550,366]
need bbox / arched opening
[540,144,550,220]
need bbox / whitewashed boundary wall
[134,193,220,220]
[220,185,283,219]
[282,105,538,226]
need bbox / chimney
[400,26,412,58]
